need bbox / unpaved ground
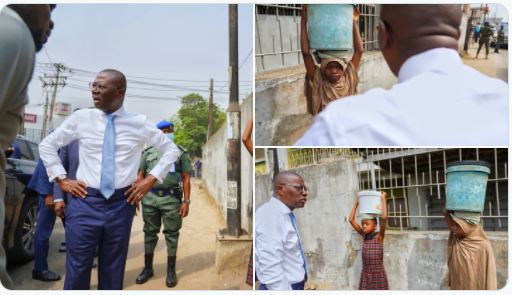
[462,42,508,82]
[7,179,251,290]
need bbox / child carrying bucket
[349,191,388,290]
[443,161,497,290]
[300,4,363,116]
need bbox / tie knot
[106,113,115,120]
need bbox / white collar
[398,48,462,83]
[95,106,126,117]
[270,195,292,215]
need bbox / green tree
[172,93,225,157]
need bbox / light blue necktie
[100,113,116,199]
[289,212,308,281]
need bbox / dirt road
[462,42,508,82]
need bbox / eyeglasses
[280,184,308,192]
[88,82,118,91]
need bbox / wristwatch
[182,198,191,205]
[55,174,67,183]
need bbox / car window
[28,141,40,161]
[13,138,31,160]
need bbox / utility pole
[464,7,475,53]
[225,4,241,237]
[41,91,50,142]
[48,63,65,124]
[207,78,214,140]
[39,63,67,138]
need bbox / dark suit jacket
[27,159,52,197]
[53,139,79,202]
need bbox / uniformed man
[135,120,191,288]
[476,22,493,59]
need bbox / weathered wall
[255,51,397,146]
[347,230,508,290]
[202,95,253,233]
[255,158,508,290]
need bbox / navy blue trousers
[64,187,135,290]
[34,195,57,272]
[259,280,305,290]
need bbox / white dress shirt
[39,107,181,189]
[296,48,508,146]
[255,197,306,290]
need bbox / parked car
[3,135,39,264]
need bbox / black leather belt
[151,187,182,198]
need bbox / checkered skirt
[359,234,389,290]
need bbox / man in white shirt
[296,4,508,146]
[0,4,55,289]
[255,171,308,290]
[39,69,181,290]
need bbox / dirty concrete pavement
[7,179,252,290]
[462,42,508,82]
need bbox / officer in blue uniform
[27,158,61,281]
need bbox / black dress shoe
[32,270,61,281]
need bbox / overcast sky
[24,3,253,126]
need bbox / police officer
[476,22,493,59]
[135,120,191,288]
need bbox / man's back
[297,48,508,146]
[480,26,493,41]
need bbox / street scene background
[5,3,253,290]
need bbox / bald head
[99,69,127,90]
[378,5,462,75]
[272,171,307,210]
[273,171,303,191]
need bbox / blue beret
[156,120,174,129]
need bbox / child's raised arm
[378,192,388,241]
[349,193,364,236]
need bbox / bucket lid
[446,161,491,169]
[446,160,491,174]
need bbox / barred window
[357,4,380,51]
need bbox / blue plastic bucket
[358,190,382,215]
[307,4,353,50]
[445,161,491,212]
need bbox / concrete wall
[347,230,508,290]
[202,95,253,233]
[255,158,508,290]
[255,51,397,146]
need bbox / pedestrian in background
[476,21,493,59]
